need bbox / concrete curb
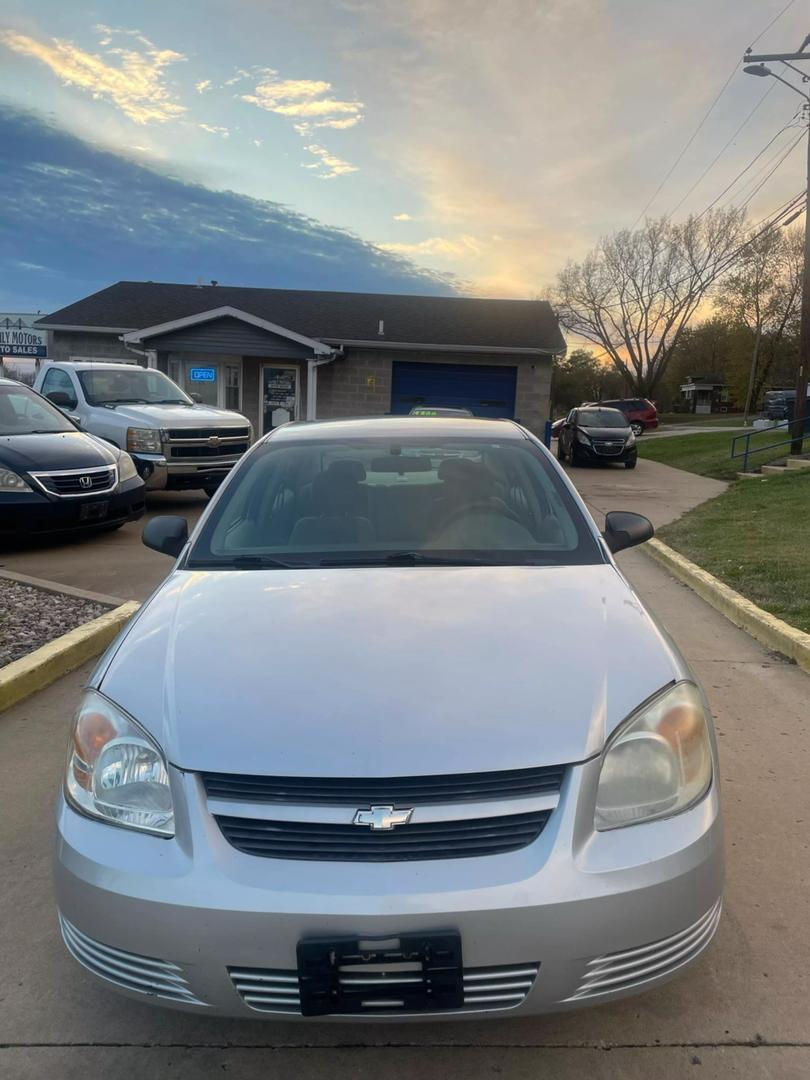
[0,601,140,713]
[0,568,125,607]
[645,538,810,675]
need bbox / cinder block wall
[316,349,552,435]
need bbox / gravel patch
[0,579,109,667]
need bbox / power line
[738,129,806,209]
[628,0,798,228]
[698,120,800,215]
[667,84,777,217]
[747,0,797,49]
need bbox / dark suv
[587,398,658,436]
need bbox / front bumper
[132,453,241,492]
[0,478,145,537]
[54,759,723,1020]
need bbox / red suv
[585,398,658,436]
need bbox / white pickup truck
[33,361,252,495]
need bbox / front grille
[591,440,625,456]
[214,809,551,861]
[32,465,116,497]
[202,765,565,806]
[59,915,206,1005]
[563,899,722,1002]
[230,961,539,1015]
[165,426,250,440]
[169,442,249,459]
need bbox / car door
[562,409,577,454]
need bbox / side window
[567,409,577,423]
[41,368,78,409]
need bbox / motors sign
[0,314,47,358]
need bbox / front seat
[288,467,375,547]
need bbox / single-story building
[678,374,731,415]
[35,281,565,436]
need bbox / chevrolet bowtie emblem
[353,805,414,831]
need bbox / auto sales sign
[0,313,47,358]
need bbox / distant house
[35,282,565,437]
[678,374,731,415]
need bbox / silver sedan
[55,416,722,1019]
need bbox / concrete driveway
[1,460,809,1078]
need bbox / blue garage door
[390,361,517,419]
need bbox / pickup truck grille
[31,465,117,497]
[164,427,251,462]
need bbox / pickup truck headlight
[66,690,174,837]
[117,451,139,483]
[126,427,162,453]
[594,682,712,830]
[0,467,33,493]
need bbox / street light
[744,62,810,454]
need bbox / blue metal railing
[731,415,810,473]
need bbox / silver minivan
[55,416,722,1019]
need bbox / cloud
[303,143,358,179]
[393,213,413,221]
[198,123,229,137]
[195,79,212,93]
[0,26,186,125]
[0,106,456,312]
[241,67,362,174]
[380,235,482,259]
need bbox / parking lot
[1,459,809,1079]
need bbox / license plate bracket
[78,501,110,522]
[297,931,463,1016]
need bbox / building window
[225,363,241,410]
[168,358,181,386]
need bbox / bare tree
[553,207,747,397]
[715,225,803,412]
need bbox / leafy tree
[551,348,624,414]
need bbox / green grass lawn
[637,430,790,480]
[658,413,744,427]
[659,470,810,634]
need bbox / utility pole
[744,42,810,453]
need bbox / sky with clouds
[0,0,807,314]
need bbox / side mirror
[190,392,203,404]
[47,391,76,409]
[603,511,654,555]
[142,515,189,558]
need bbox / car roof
[43,361,142,371]
[268,416,528,442]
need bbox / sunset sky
[1,0,807,313]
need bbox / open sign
[190,367,216,382]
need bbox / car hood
[97,403,247,428]
[0,431,117,472]
[99,565,684,776]
[581,426,631,439]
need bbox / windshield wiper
[190,554,303,570]
[320,551,489,567]
[152,399,190,405]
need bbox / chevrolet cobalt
[55,416,722,1018]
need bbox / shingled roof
[37,281,565,353]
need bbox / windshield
[578,409,628,429]
[78,368,192,406]
[0,383,76,435]
[188,435,602,568]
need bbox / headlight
[626,432,636,447]
[0,467,33,493]
[65,690,174,837]
[126,427,161,453]
[117,451,139,483]
[594,681,712,830]
[576,429,592,443]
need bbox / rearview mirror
[603,511,654,555]
[142,515,189,558]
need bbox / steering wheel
[433,499,524,536]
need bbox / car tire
[557,439,566,462]
[625,457,637,470]
[569,444,581,467]
[630,422,644,436]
